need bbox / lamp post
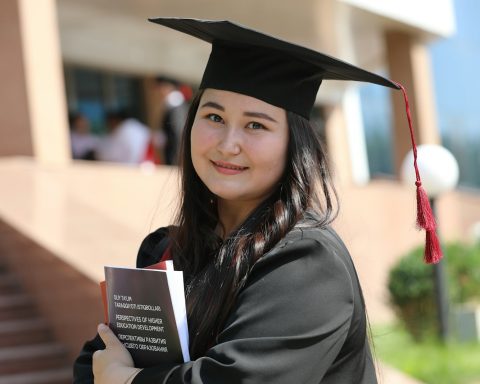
[401,144,459,342]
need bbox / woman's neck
[216,199,259,239]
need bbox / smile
[211,160,248,174]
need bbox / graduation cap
[149,18,400,119]
[148,17,442,263]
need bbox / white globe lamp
[401,144,459,198]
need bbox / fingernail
[98,323,108,332]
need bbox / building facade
[1,1,478,380]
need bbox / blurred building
[0,0,477,382]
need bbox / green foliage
[388,241,480,341]
[388,247,436,340]
[373,323,480,384]
[446,242,480,304]
[388,247,434,306]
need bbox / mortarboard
[148,17,441,263]
[148,17,400,119]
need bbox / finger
[92,349,102,361]
[92,349,107,378]
[97,323,123,349]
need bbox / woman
[74,18,437,384]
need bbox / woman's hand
[93,323,142,383]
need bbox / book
[101,261,190,367]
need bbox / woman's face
[191,88,289,209]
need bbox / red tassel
[425,230,442,264]
[394,82,443,264]
[416,183,436,231]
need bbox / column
[386,31,440,176]
[324,104,353,186]
[0,0,33,156]
[343,86,370,185]
[0,0,71,165]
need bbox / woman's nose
[217,125,241,156]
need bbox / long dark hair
[170,90,338,358]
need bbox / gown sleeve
[132,236,357,384]
[72,227,170,384]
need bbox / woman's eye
[207,114,223,123]
[247,122,265,130]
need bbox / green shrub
[388,241,480,341]
[388,247,436,341]
[446,242,480,304]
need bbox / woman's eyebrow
[200,101,224,111]
[243,111,278,123]
[200,101,278,123]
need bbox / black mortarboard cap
[148,17,400,119]
[149,17,442,264]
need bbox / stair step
[0,294,31,308]
[0,343,68,375]
[0,267,72,381]
[0,367,72,384]
[0,318,52,347]
[0,274,22,294]
[0,343,66,361]
[0,294,37,320]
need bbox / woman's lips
[211,160,248,175]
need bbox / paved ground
[378,363,425,384]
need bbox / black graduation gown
[73,220,377,384]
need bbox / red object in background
[143,135,161,164]
[179,84,193,102]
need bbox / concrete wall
[0,159,478,328]
[334,180,480,322]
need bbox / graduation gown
[73,217,377,383]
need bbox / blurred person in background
[154,76,190,165]
[96,110,150,165]
[69,112,99,160]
